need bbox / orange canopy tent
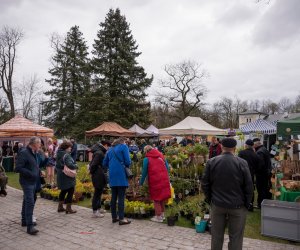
[0,115,54,138]
[85,122,135,137]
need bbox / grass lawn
[6,171,299,246]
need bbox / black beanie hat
[245,139,254,146]
[221,138,237,148]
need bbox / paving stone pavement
[0,187,299,250]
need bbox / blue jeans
[21,184,36,226]
[110,186,126,220]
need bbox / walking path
[0,187,298,250]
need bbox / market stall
[129,124,155,137]
[0,115,54,172]
[159,116,226,135]
[85,121,135,137]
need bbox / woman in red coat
[139,145,171,222]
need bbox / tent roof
[129,124,154,137]
[159,116,226,135]
[240,119,276,135]
[277,117,300,124]
[86,122,135,137]
[0,114,54,137]
[146,124,159,135]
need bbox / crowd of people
[5,134,273,250]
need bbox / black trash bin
[2,156,14,172]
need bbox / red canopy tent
[0,114,54,144]
[85,122,135,137]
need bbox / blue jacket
[103,143,131,187]
[15,146,40,186]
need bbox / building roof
[0,114,53,137]
[264,112,300,126]
[239,110,268,116]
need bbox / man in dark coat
[209,136,222,159]
[202,138,253,250]
[253,138,272,208]
[15,137,42,235]
[238,139,260,211]
[89,140,111,218]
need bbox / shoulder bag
[62,154,77,178]
[112,149,133,179]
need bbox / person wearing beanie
[202,137,253,250]
[252,138,272,208]
[238,139,260,211]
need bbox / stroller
[0,165,8,197]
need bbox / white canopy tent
[129,124,154,137]
[146,124,159,135]
[159,116,226,135]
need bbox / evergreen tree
[90,8,152,129]
[44,26,90,138]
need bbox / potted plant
[166,205,178,226]
[104,199,111,210]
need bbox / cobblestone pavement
[0,187,299,250]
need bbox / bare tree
[157,60,208,119]
[278,97,293,113]
[15,74,43,120]
[261,99,279,114]
[0,26,24,117]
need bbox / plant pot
[79,196,84,201]
[174,213,179,221]
[86,193,92,199]
[104,204,110,210]
[167,216,176,226]
[195,220,208,233]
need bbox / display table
[2,156,14,172]
[279,186,300,202]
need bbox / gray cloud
[0,0,23,11]
[253,0,300,47]
[0,0,299,107]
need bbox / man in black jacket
[253,138,272,208]
[202,138,253,250]
[238,139,260,211]
[89,140,111,218]
[15,137,41,235]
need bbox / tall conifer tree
[90,8,152,128]
[44,26,90,137]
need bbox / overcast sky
[1,0,300,105]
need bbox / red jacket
[146,149,171,201]
[209,143,222,159]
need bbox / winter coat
[255,145,272,177]
[238,148,260,179]
[56,149,77,190]
[89,143,107,189]
[140,149,171,201]
[202,152,253,209]
[102,143,131,187]
[15,146,40,186]
[209,143,222,159]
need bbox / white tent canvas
[146,124,159,135]
[159,116,226,135]
[129,124,154,137]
